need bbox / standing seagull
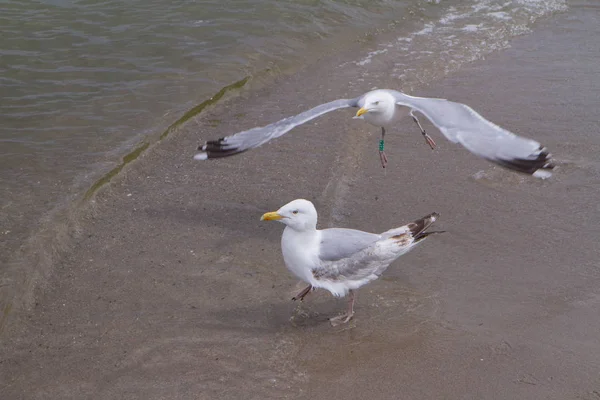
[261,199,441,325]
[195,89,554,178]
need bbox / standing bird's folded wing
[194,98,358,160]
[318,228,381,262]
[312,212,440,287]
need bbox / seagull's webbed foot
[329,290,355,326]
[379,150,388,169]
[424,134,436,150]
[292,285,313,302]
[329,312,355,326]
[410,110,436,150]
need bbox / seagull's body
[195,89,554,178]
[354,91,436,167]
[261,199,441,325]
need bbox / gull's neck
[281,226,321,284]
[283,225,318,238]
[281,225,319,256]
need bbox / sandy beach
[1,2,599,399]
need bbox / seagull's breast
[281,228,320,284]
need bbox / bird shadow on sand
[195,295,356,334]
[197,285,429,336]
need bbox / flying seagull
[195,89,554,178]
[261,199,441,325]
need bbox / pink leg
[329,290,356,326]
[379,127,388,168]
[379,151,388,168]
[424,134,437,150]
[411,111,436,150]
[292,285,313,301]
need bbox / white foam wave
[349,0,567,87]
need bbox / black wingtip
[196,138,246,159]
[494,146,554,175]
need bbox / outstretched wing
[390,91,554,177]
[194,98,359,160]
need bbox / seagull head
[261,199,318,231]
[354,90,396,121]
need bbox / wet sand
[2,2,600,399]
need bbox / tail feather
[407,212,440,242]
[413,230,446,243]
[388,212,442,248]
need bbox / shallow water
[1,0,417,261]
[0,0,566,284]
[2,1,600,398]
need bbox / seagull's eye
[374,101,380,105]
[292,210,299,215]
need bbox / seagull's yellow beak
[355,107,368,117]
[260,211,283,221]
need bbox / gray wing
[314,250,392,285]
[194,98,359,160]
[390,90,554,177]
[313,212,439,284]
[318,228,380,262]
